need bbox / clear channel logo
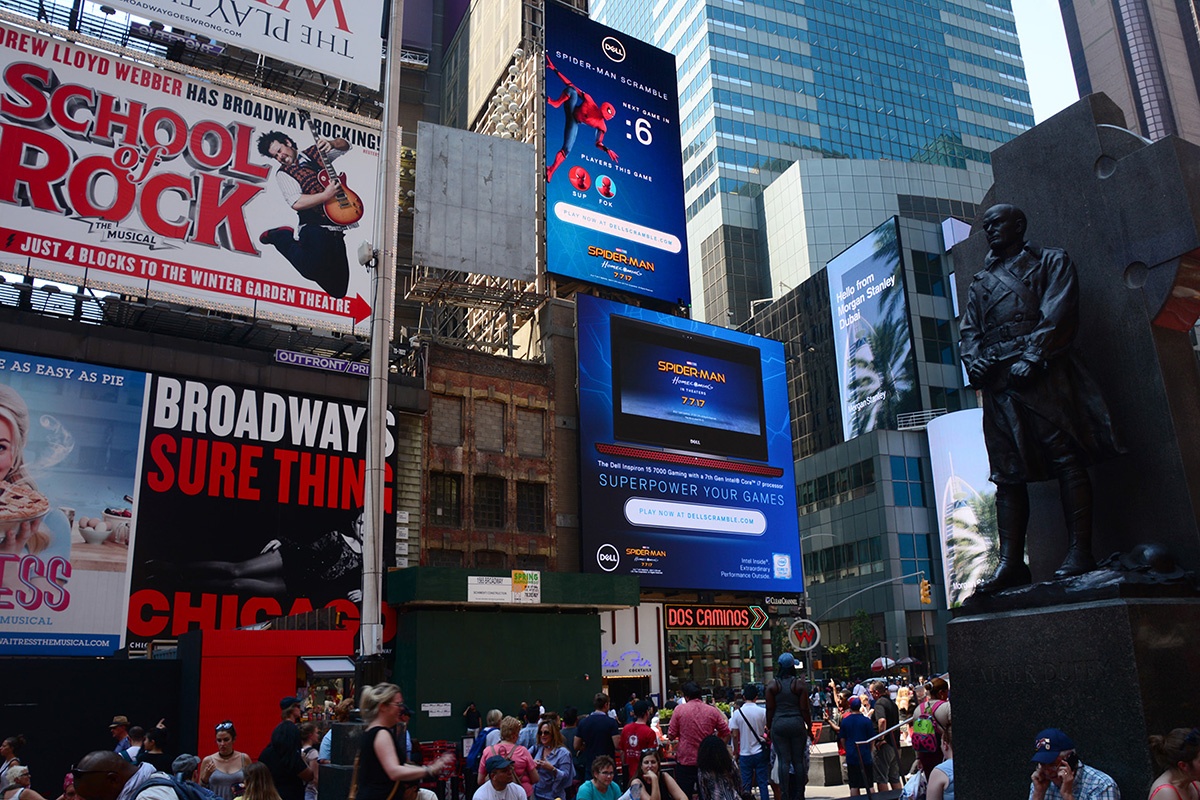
[596,543,620,572]
[601,36,626,63]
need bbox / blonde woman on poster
[0,383,72,597]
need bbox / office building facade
[1060,0,1200,142]
[592,0,1033,324]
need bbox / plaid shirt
[1029,764,1121,800]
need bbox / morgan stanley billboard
[95,0,384,89]
[544,3,689,305]
[577,294,803,593]
[826,217,920,440]
[0,26,381,330]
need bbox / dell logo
[690,438,701,445]
[597,543,620,572]
[602,36,626,63]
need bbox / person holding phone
[1028,728,1119,800]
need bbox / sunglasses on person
[70,768,114,783]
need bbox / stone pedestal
[948,597,1200,799]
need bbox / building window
[474,476,506,528]
[911,251,946,297]
[475,401,505,452]
[929,386,963,412]
[802,536,884,585]
[516,408,545,456]
[474,549,507,568]
[797,458,876,513]
[898,533,934,585]
[890,456,925,507]
[515,554,548,571]
[431,396,463,445]
[428,473,461,527]
[425,548,464,568]
[920,316,955,365]
[516,482,546,532]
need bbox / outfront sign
[543,3,689,304]
[0,27,380,330]
[100,0,384,89]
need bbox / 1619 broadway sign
[98,0,383,89]
[0,27,380,329]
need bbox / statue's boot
[976,483,1032,593]
[1054,468,1096,579]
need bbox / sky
[1010,0,1080,123]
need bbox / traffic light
[920,579,932,604]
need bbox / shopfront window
[665,630,767,700]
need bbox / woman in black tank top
[765,654,811,800]
[357,684,455,800]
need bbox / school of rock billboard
[543,3,690,304]
[825,217,920,440]
[96,0,384,90]
[0,26,381,331]
[0,351,399,656]
[576,295,803,592]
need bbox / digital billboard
[577,294,802,592]
[826,218,919,440]
[0,27,380,330]
[0,350,404,655]
[544,3,689,305]
[0,350,147,656]
[96,0,384,89]
[927,409,1002,607]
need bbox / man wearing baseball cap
[473,756,524,800]
[1029,728,1119,800]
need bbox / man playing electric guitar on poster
[256,129,363,299]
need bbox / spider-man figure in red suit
[546,55,618,182]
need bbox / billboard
[544,3,689,304]
[0,350,147,656]
[927,409,1002,607]
[826,218,919,440]
[97,0,383,89]
[125,374,397,651]
[0,350,403,655]
[577,294,802,592]
[0,27,381,330]
[413,122,536,281]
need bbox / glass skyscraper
[590,0,1035,325]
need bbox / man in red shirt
[620,700,657,788]
[667,682,730,799]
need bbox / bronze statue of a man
[959,204,1121,593]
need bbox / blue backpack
[465,727,496,774]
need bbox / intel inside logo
[597,543,620,572]
[601,36,626,63]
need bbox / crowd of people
[2,678,1196,800]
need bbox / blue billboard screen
[825,217,920,440]
[577,295,803,592]
[545,3,690,304]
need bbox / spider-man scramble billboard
[544,3,690,306]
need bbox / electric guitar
[306,116,365,227]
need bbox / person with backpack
[69,751,176,800]
[765,654,811,800]
[912,678,951,779]
[730,686,768,800]
[467,713,503,789]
